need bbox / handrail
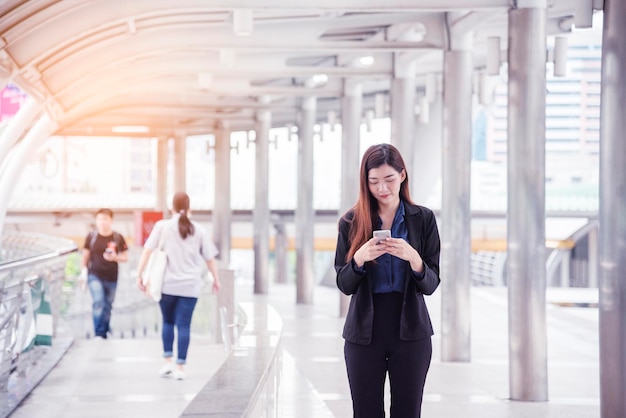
[0,247,77,271]
[0,233,78,418]
[546,219,598,286]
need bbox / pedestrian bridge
[0,225,600,417]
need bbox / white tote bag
[142,229,167,302]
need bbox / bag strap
[89,230,122,251]
[156,224,166,250]
[89,230,98,250]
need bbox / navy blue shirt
[368,202,409,294]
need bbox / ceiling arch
[0,0,596,138]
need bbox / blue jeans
[159,294,198,364]
[87,274,117,338]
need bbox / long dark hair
[172,192,195,239]
[346,143,413,261]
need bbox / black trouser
[344,292,432,418]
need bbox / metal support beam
[253,106,271,294]
[507,5,548,402]
[0,113,58,239]
[0,98,41,177]
[599,0,626,416]
[440,47,473,363]
[296,96,316,304]
[214,126,232,265]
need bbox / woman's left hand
[379,238,424,273]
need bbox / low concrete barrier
[181,302,283,417]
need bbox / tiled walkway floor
[242,282,600,418]
[12,281,600,417]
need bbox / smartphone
[373,229,391,244]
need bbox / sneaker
[173,369,185,380]
[159,363,174,377]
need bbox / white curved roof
[0,0,596,138]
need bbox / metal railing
[0,232,77,418]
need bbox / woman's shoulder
[403,202,436,218]
[191,220,209,234]
[338,208,355,226]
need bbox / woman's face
[367,163,405,206]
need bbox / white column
[253,103,271,294]
[173,133,187,193]
[339,80,362,316]
[296,96,316,304]
[599,0,626,416]
[156,137,168,216]
[214,125,232,265]
[507,3,548,401]
[390,56,416,174]
[411,92,442,206]
[440,34,473,363]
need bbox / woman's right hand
[353,237,388,268]
[137,275,147,292]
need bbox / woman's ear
[401,168,407,182]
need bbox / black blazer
[334,202,441,345]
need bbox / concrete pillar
[507,4,548,401]
[253,103,271,294]
[296,96,316,304]
[156,137,168,216]
[339,80,362,316]
[173,134,186,193]
[214,126,232,265]
[599,1,626,416]
[440,38,473,363]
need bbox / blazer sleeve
[334,214,366,295]
[410,208,441,295]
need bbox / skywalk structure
[0,1,624,416]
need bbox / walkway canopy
[0,0,595,137]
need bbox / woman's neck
[378,198,400,227]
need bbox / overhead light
[198,72,213,89]
[219,49,236,67]
[112,125,149,133]
[233,9,253,36]
[357,55,375,67]
[310,74,328,87]
[127,18,136,35]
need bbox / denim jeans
[87,274,117,338]
[159,294,198,364]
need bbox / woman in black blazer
[335,143,441,418]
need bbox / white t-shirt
[144,214,218,298]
